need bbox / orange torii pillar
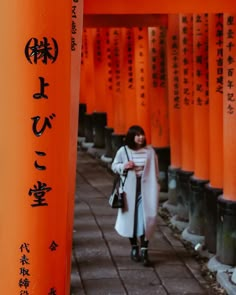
[164,14,181,214]
[78,35,87,138]
[110,28,126,156]
[205,13,223,255]
[103,28,115,159]
[183,13,209,245]
[92,28,108,149]
[67,0,83,292]
[82,28,96,144]
[217,13,236,266]
[148,26,170,193]
[122,27,137,131]
[134,27,151,143]
[0,1,78,294]
[177,14,194,224]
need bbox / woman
[111,125,160,266]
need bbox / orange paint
[82,28,96,114]
[179,14,194,172]
[66,0,83,293]
[223,13,236,200]
[148,26,169,148]
[121,27,138,130]
[0,1,74,293]
[208,13,223,188]
[134,27,151,143]
[167,14,182,168]
[93,28,108,112]
[103,28,114,127]
[192,14,209,180]
[110,27,126,134]
[84,0,236,14]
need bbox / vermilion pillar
[0,1,78,294]
[93,28,108,113]
[148,26,170,192]
[134,27,151,143]
[81,28,96,143]
[148,26,169,148]
[205,13,223,254]
[110,28,126,156]
[216,13,236,266]
[122,27,137,130]
[186,13,209,241]
[82,28,96,114]
[164,14,181,213]
[177,14,194,223]
[67,0,83,291]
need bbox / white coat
[111,145,159,240]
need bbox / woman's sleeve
[111,147,126,175]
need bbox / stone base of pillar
[84,113,94,143]
[176,169,194,222]
[217,195,236,266]
[204,184,223,254]
[78,103,87,137]
[168,166,180,205]
[188,176,209,236]
[208,255,232,273]
[182,227,205,246]
[154,147,170,192]
[170,215,188,232]
[104,126,114,158]
[111,133,125,159]
[92,112,107,148]
[162,201,178,216]
[207,256,235,295]
[163,166,180,216]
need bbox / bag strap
[124,145,130,161]
[120,145,129,188]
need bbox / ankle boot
[130,245,140,262]
[141,247,151,266]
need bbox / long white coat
[111,145,159,240]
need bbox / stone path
[70,150,211,294]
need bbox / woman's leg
[129,237,140,262]
[140,235,150,266]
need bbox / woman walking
[111,125,160,266]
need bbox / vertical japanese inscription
[24,37,58,208]
[225,15,236,115]
[23,36,59,294]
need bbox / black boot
[141,247,151,267]
[131,245,140,262]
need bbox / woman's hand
[124,161,135,170]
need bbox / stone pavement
[70,150,211,295]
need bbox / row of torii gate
[1,0,236,294]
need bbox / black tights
[129,235,149,248]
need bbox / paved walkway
[70,150,211,295]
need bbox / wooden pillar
[67,0,83,292]
[110,28,126,155]
[148,26,170,192]
[216,13,236,266]
[82,28,96,114]
[122,27,137,130]
[187,13,209,240]
[177,14,194,222]
[164,14,181,212]
[148,26,169,148]
[134,27,151,143]
[0,1,76,294]
[205,13,223,254]
[93,28,108,113]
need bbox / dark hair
[124,125,146,149]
